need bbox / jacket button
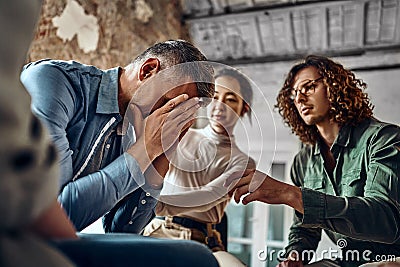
[145,192,151,197]
[141,199,146,205]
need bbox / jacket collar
[313,124,352,155]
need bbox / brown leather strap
[205,223,225,252]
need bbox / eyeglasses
[288,77,323,101]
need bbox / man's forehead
[293,67,319,87]
[165,82,198,98]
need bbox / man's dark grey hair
[132,39,214,99]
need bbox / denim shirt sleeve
[288,124,400,256]
[59,153,147,230]
[21,62,151,231]
[21,62,76,187]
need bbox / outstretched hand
[225,169,304,213]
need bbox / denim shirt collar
[96,67,120,114]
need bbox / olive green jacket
[286,118,400,266]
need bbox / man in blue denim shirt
[21,40,214,233]
[229,55,400,266]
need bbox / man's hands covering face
[127,94,200,175]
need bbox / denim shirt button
[141,199,146,205]
[145,192,151,197]
[128,220,133,225]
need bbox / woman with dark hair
[229,55,400,266]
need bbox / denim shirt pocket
[341,169,365,196]
[304,177,325,191]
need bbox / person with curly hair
[228,55,400,266]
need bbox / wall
[185,0,400,63]
[27,0,189,69]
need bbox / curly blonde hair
[276,55,374,145]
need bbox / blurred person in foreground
[0,0,77,266]
[228,55,400,267]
